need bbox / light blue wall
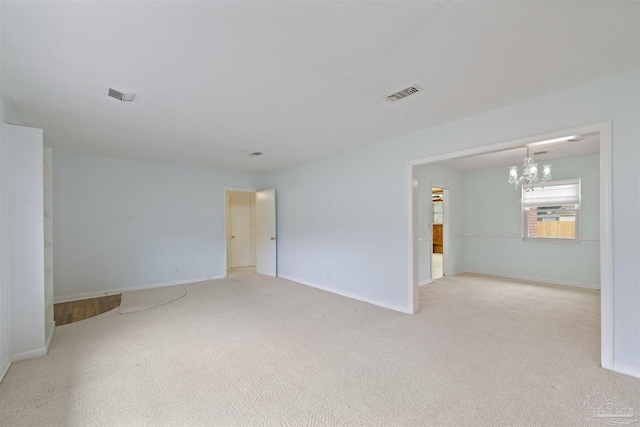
[462,154,600,288]
[265,69,639,373]
[263,143,409,311]
[53,151,262,300]
[416,164,464,282]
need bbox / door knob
[231,235,235,239]
[270,237,276,240]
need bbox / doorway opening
[224,188,278,278]
[408,121,613,370]
[226,191,256,272]
[431,186,444,280]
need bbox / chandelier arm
[508,153,552,191]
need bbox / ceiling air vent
[108,88,136,102]
[250,152,263,156]
[386,85,422,103]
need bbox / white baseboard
[10,347,48,363]
[0,359,10,384]
[54,275,225,303]
[278,274,411,314]
[460,269,599,291]
[4,325,57,370]
[45,323,55,353]
[612,362,640,379]
[419,270,465,286]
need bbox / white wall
[416,164,464,282]
[43,148,54,342]
[263,143,411,312]
[4,124,46,360]
[0,80,27,380]
[461,154,600,288]
[0,99,9,381]
[0,1,9,371]
[265,69,640,375]
[53,152,262,301]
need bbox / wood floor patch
[54,294,121,325]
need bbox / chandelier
[508,148,551,191]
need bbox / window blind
[522,178,580,208]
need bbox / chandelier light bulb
[508,153,552,191]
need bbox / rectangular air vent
[386,85,422,103]
[108,88,136,102]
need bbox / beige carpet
[1,272,638,426]
[119,284,187,314]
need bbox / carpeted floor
[119,284,187,314]
[0,272,638,426]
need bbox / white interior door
[256,188,276,277]
[228,193,254,268]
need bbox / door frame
[407,120,613,370]
[224,187,257,275]
[430,182,450,280]
[255,188,277,277]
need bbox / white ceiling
[2,1,638,173]
[435,133,600,171]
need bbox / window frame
[522,178,581,243]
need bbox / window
[522,179,580,241]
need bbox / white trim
[0,127,7,386]
[598,121,613,370]
[612,362,640,379]
[0,359,10,384]
[226,190,257,270]
[462,233,600,242]
[522,179,581,243]
[420,270,465,285]
[45,323,55,353]
[279,274,412,314]
[464,233,527,239]
[443,188,451,277]
[408,120,614,371]
[10,347,47,363]
[431,182,451,279]
[408,163,419,314]
[408,122,610,167]
[224,187,259,193]
[461,269,600,291]
[53,275,223,303]
[223,187,258,276]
